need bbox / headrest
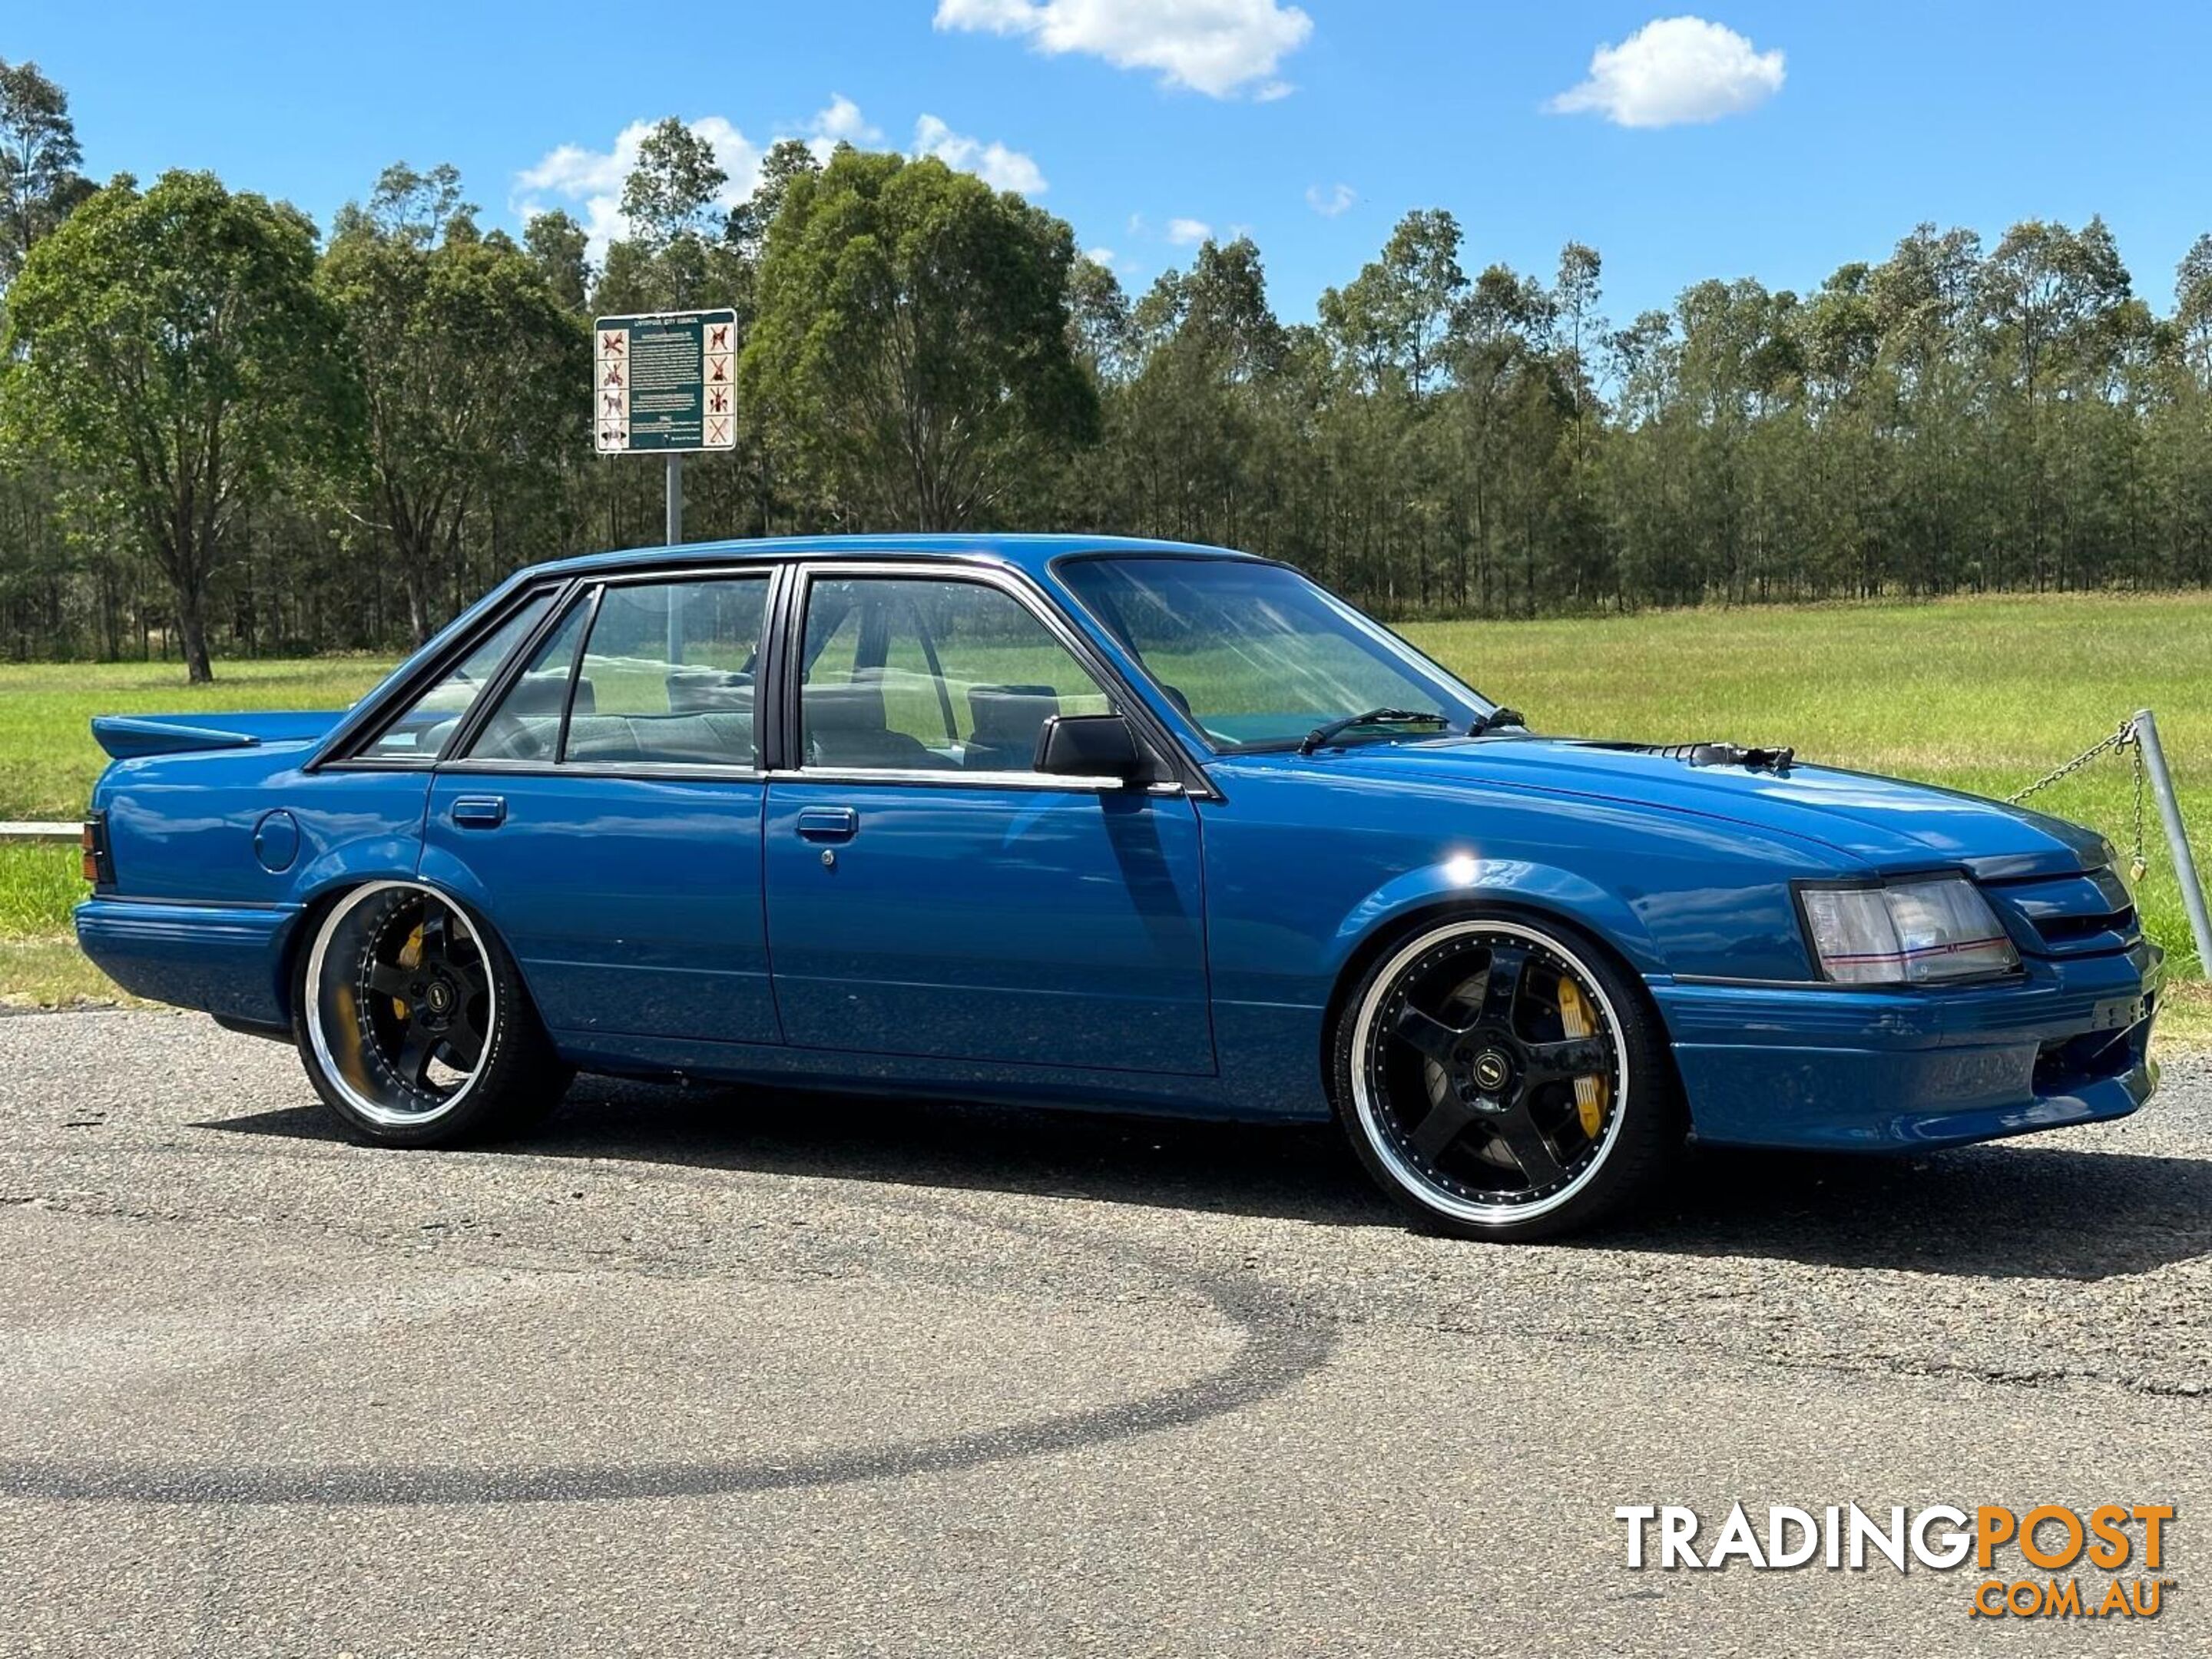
[969,684,1061,744]
[804,676,889,733]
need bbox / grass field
[2,594,2206,1041]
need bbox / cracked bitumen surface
[0,1010,2207,1656]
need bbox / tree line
[2,59,2210,680]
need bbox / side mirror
[1034,712,1147,784]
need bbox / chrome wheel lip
[303,881,496,1131]
[1349,919,1630,1227]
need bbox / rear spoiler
[91,710,345,761]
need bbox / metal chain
[2005,716,2150,882]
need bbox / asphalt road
[1,1010,2207,1657]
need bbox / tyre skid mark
[0,1138,1338,1507]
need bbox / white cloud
[1305,181,1355,217]
[935,0,1313,99]
[1082,247,1118,267]
[1548,16,1784,128]
[514,115,763,262]
[1166,217,1212,247]
[913,114,1048,194]
[806,93,882,160]
[515,97,1047,260]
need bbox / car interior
[364,572,1110,776]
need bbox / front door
[423,571,781,1045]
[763,568,1215,1075]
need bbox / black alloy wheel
[1332,916,1679,1240]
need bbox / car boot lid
[91,710,346,761]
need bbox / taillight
[81,814,109,886]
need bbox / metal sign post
[592,307,738,550]
[2134,710,2212,975]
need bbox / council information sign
[592,309,738,454]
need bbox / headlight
[1798,876,2020,985]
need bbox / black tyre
[293,881,572,1147]
[1330,914,1680,1241]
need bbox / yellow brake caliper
[1556,977,1610,1139]
[392,923,424,1021]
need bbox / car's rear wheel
[293,880,571,1147]
[1330,915,1678,1241]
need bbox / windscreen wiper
[1298,708,1450,755]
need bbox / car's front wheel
[1330,914,1679,1241]
[293,880,571,1147]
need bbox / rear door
[422,568,781,1045]
[762,564,1215,1075]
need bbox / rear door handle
[450,796,507,829]
[796,806,858,842]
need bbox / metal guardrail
[2009,710,2212,974]
[0,822,78,841]
[2133,710,2212,977]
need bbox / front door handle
[450,796,507,829]
[796,806,858,843]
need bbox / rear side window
[357,593,554,761]
[463,598,592,762]
[565,578,770,766]
[458,576,771,768]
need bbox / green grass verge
[0,936,141,1012]
[0,842,84,935]
[0,656,392,824]
[1400,591,2212,982]
[0,657,395,1010]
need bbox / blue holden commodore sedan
[76,536,2161,1240]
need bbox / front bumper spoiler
[1654,941,2161,1151]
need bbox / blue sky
[16,2,2212,324]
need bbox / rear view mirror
[1035,713,1147,783]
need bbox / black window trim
[774,557,1216,799]
[318,551,1217,797]
[314,579,581,772]
[433,562,781,780]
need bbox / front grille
[1983,866,2141,958]
[2035,906,2136,945]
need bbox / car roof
[522,533,1257,584]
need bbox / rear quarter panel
[94,747,432,909]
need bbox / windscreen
[1058,557,1487,752]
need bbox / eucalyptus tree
[0,170,358,680]
[741,150,1097,531]
[322,164,585,641]
[594,118,748,316]
[523,210,591,314]
[0,58,91,286]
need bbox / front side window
[358,591,555,761]
[565,577,770,766]
[1057,557,1487,752]
[800,576,1111,773]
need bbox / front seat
[803,675,952,770]
[964,684,1061,771]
